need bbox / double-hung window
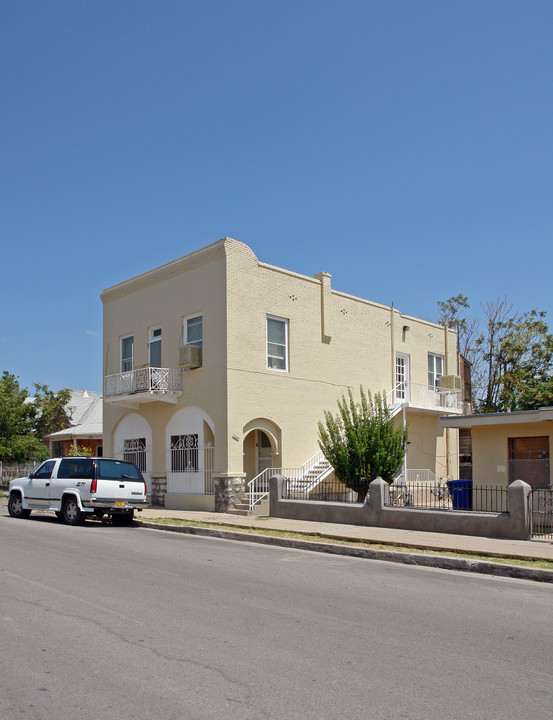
[428,353,443,389]
[149,327,162,367]
[121,335,134,372]
[267,316,288,371]
[185,315,202,347]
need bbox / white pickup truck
[8,457,149,525]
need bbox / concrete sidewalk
[139,506,553,562]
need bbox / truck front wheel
[8,493,31,519]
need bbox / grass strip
[142,517,553,571]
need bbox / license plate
[115,501,126,507]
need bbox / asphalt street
[1,512,552,720]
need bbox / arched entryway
[165,406,215,495]
[113,413,153,492]
[242,419,281,483]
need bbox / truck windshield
[95,460,143,482]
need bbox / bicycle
[388,482,414,507]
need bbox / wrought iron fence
[166,444,215,495]
[122,438,147,472]
[104,367,182,396]
[282,475,510,513]
[385,482,508,512]
[530,487,553,539]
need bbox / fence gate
[530,487,553,539]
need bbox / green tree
[33,383,71,439]
[436,296,553,413]
[317,387,408,500]
[486,309,553,412]
[0,372,49,463]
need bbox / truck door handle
[46,482,50,486]
[119,484,125,488]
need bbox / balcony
[390,382,463,414]
[104,367,182,408]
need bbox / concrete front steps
[227,493,269,516]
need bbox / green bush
[318,387,407,500]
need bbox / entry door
[395,354,410,402]
[257,431,273,474]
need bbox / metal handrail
[246,451,332,511]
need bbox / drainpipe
[444,323,449,375]
[403,405,407,480]
[390,304,395,391]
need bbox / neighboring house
[46,390,103,457]
[442,407,553,490]
[101,237,466,510]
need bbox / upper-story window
[428,353,443,389]
[149,327,162,367]
[267,316,288,371]
[121,335,134,372]
[184,315,202,347]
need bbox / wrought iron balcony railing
[104,367,182,397]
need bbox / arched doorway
[242,420,280,483]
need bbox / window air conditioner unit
[438,374,462,390]
[179,344,202,369]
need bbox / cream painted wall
[471,421,553,488]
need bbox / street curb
[136,520,553,584]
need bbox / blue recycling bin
[446,479,473,510]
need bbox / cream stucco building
[101,238,465,511]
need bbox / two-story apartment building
[101,238,464,510]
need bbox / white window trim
[121,335,134,373]
[395,353,410,401]
[266,315,289,372]
[428,353,444,389]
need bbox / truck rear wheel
[62,496,86,525]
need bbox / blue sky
[2,0,552,394]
